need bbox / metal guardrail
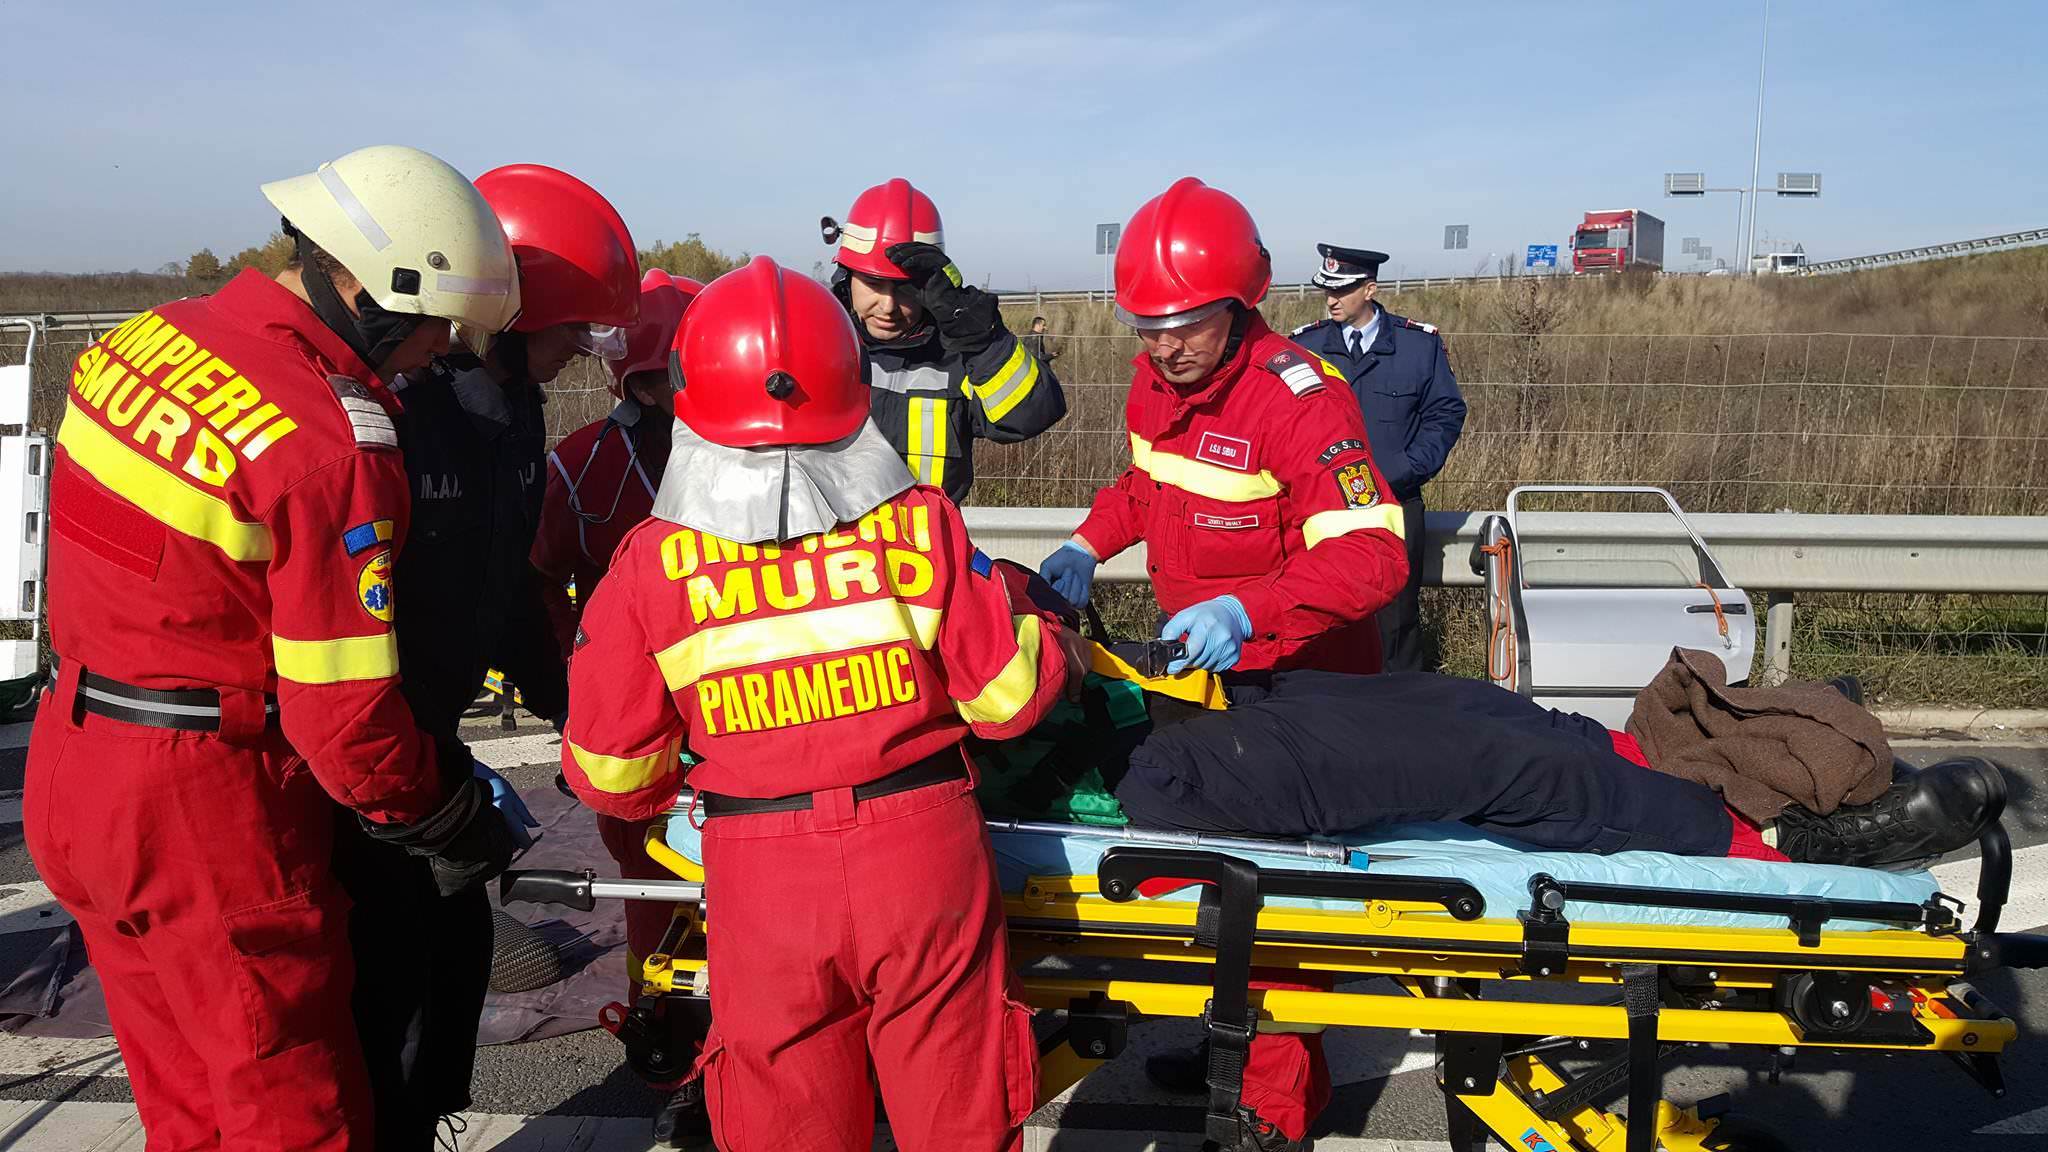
[962,507,2048,595]
[963,506,2048,681]
[1801,227,2048,276]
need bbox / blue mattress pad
[663,818,1940,933]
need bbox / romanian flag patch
[343,519,395,557]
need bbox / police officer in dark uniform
[1291,244,1466,671]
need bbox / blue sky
[4,1,2042,286]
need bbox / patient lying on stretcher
[971,652,2002,871]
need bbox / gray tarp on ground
[0,787,627,1046]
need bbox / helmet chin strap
[1217,303,1254,368]
[286,223,425,377]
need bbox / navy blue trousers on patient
[1112,671,1733,856]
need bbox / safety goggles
[1115,297,1235,332]
[572,323,628,360]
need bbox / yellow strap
[1085,641,1230,709]
[272,632,398,684]
[1130,433,1281,504]
[568,733,682,794]
[955,615,1045,726]
[655,600,944,692]
[1303,504,1406,548]
[57,400,273,562]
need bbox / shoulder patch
[329,375,398,450]
[1333,462,1381,508]
[1263,349,1327,398]
[1289,319,1327,337]
[970,548,994,578]
[1400,317,1439,335]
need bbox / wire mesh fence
[7,321,2045,707]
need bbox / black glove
[885,241,1004,355]
[358,776,518,897]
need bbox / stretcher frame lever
[1096,845,1486,919]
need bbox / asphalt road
[0,710,2044,1150]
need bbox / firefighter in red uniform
[562,256,1085,1151]
[530,266,705,1148]
[23,145,523,1152]
[1038,177,1410,1151]
[533,268,699,655]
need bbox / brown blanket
[1626,647,1891,823]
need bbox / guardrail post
[1764,591,1796,683]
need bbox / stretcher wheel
[488,907,565,993]
[1701,1116,1795,1152]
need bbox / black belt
[698,751,966,818]
[76,670,279,733]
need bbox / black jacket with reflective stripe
[863,326,1065,503]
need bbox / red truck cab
[1571,209,1665,274]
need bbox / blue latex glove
[474,760,540,851]
[1160,595,1252,674]
[1039,540,1099,608]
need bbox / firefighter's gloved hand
[1040,540,1099,608]
[885,241,1002,355]
[1161,595,1251,674]
[358,776,519,897]
[474,760,541,851]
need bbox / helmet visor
[573,323,628,360]
[1114,296,1234,332]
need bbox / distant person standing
[1022,315,1060,365]
[1291,244,1465,672]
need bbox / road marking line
[1932,841,2048,933]
[468,731,562,771]
[0,1036,124,1078]
[0,1100,1461,1152]
[0,881,72,936]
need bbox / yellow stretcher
[504,804,2046,1152]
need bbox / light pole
[1743,0,1772,274]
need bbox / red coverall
[1074,313,1409,1142]
[530,406,672,981]
[25,271,445,1151]
[562,486,1067,1151]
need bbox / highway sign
[1526,244,1558,268]
[1444,224,1469,250]
[1095,222,1121,255]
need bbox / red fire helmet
[1113,177,1271,330]
[670,256,867,448]
[607,269,701,392]
[474,164,641,333]
[831,178,944,280]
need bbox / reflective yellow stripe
[1130,433,1281,503]
[956,614,1044,727]
[272,632,399,684]
[655,600,944,691]
[970,343,1040,423]
[56,399,273,562]
[1303,504,1406,548]
[569,733,682,794]
[905,397,948,488]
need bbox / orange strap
[1694,582,1730,640]
[1480,537,1517,686]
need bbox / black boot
[1776,758,2005,868]
[652,1079,714,1151]
[1144,1040,1209,1095]
[1200,1105,1314,1151]
[1827,675,1866,706]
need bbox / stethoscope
[558,417,659,560]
